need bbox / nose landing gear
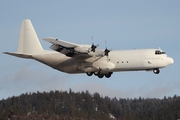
[153,69,160,74]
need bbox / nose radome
[169,57,174,64]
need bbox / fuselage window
[161,52,166,54]
[155,50,160,55]
[155,50,166,55]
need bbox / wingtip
[43,37,57,41]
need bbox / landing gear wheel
[98,74,104,78]
[153,69,160,74]
[105,72,113,78]
[94,72,99,76]
[105,74,111,78]
[86,72,93,76]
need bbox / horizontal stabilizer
[4,52,32,59]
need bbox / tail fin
[17,19,43,54]
[4,19,44,58]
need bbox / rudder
[17,19,43,54]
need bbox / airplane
[4,19,174,78]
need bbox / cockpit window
[155,50,166,55]
[155,50,160,54]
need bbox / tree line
[0,89,180,120]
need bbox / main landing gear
[86,72,113,78]
[86,72,93,76]
[153,69,160,74]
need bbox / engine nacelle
[93,61,115,71]
[74,45,91,53]
[84,67,98,73]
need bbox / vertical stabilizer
[17,19,43,54]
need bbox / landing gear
[153,69,160,74]
[87,72,113,78]
[94,72,99,76]
[86,72,93,76]
[98,74,104,78]
[105,72,113,78]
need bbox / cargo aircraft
[4,19,174,78]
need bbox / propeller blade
[90,36,99,52]
[104,48,110,56]
[91,44,99,52]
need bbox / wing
[43,37,78,48]
[43,38,91,57]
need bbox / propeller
[104,41,111,56]
[104,48,110,56]
[91,44,99,52]
[90,36,99,52]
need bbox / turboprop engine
[74,45,91,53]
[74,44,99,56]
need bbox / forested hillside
[0,89,180,120]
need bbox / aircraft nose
[170,58,174,64]
[168,57,174,64]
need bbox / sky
[0,1,180,100]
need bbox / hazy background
[1,1,179,100]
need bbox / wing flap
[50,44,83,57]
[43,37,89,57]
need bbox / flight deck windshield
[155,50,166,55]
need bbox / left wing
[43,38,93,57]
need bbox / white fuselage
[32,49,173,74]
